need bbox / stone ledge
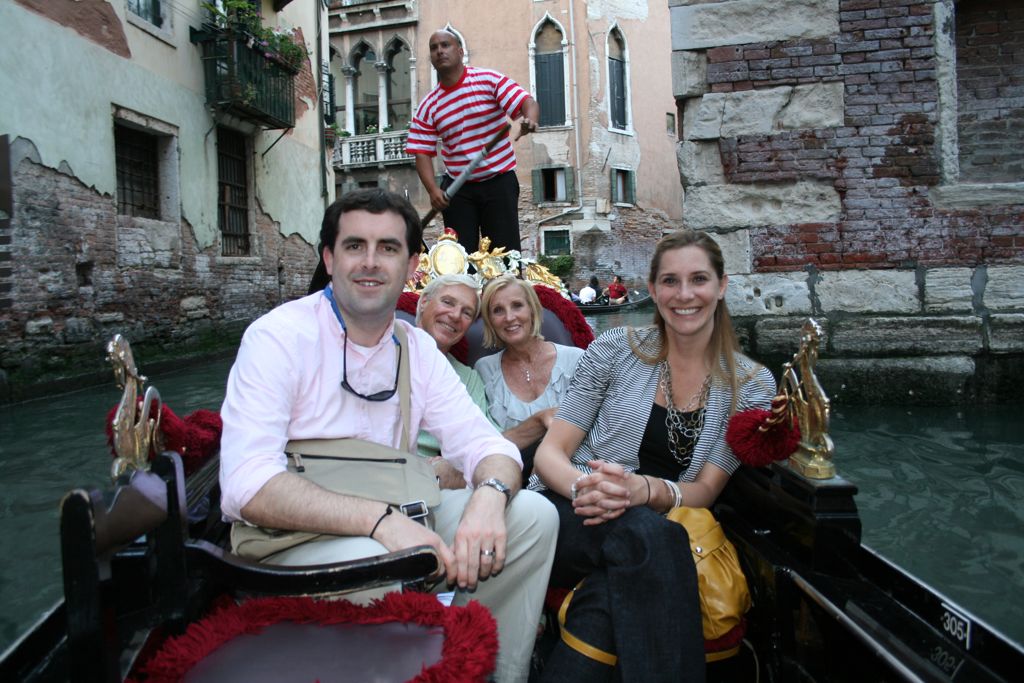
[831,316,983,356]
[816,356,975,406]
[990,314,1024,353]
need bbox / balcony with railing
[331,130,413,169]
[191,26,297,130]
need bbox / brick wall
[697,0,1023,272]
[955,0,1024,183]
[0,158,316,401]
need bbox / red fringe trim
[129,592,497,683]
[105,402,222,475]
[725,409,801,467]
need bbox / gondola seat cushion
[130,592,497,683]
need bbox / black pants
[440,170,521,254]
[539,492,706,683]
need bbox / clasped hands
[571,460,646,526]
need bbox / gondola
[575,291,653,314]
[2,294,1022,681]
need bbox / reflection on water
[1,314,1022,653]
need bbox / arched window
[534,19,566,127]
[352,42,378,134]
[385,39,411,130]
[608,28,629,131]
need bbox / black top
[637,402,699,480]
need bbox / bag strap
[393,323,412,452]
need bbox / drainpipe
[537,0,584,243]
[317,0,328,208]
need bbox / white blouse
[475,343,585,430]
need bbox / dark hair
[318,188,422,258]
[589,275,600,288]
[635,229,747,413]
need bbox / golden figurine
[107,334,164,481]
[467,236,509,281]
[781,319,835,479]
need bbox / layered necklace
[659,362,711,468]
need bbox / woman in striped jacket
[534,229,776,682]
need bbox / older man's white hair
[415,274,482,325]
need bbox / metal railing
[192,27,296,130]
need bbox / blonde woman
[476,276,584,482]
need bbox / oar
[419,122,513,231]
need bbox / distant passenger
[603,274,628,305]
[579,276,599,305]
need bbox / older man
[415,274,556,486]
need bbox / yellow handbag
[666,506,751,652]
[557,506,752,666]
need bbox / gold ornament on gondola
[405,229,570,298]
[107,334,164,481]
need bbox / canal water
[1,310,1022,654]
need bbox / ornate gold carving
[107,335,164,481]
[781,319,836,479]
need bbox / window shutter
[565,166,575,202]
[627,170,636,205]
[609,167,617,203]
[537,54,565,127]
[609,58,626,129]
[532,169,544,204]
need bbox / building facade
[0,0,333,401]
[671,0,1023,403]
[326,0,684,289]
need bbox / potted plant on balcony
[324,122,340,147]
[201,0,308,72]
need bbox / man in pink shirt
[407,29,539,255]
[219,189,558,683]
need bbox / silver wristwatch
[477,477,512,506]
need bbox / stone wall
[671,0,1024,404]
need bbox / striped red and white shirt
[406,66,529,182]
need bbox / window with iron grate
[217,127,251,257]
[115,124,160,219]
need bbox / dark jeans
[539,492,705,683]
[440,170,521,254]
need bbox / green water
[1,313,1022,653]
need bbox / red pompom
[106,402,223,475]
[725,408,801,467]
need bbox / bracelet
[570,474,586,502]
[661,478,682,511]
[369,504,393,539]
[642,475,652,506]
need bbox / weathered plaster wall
[0,2,328,401]
[671,0,1023,404]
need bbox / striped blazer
[528,326,776,490]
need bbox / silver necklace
[659,363,710,467]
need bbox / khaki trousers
[266,488,558,683]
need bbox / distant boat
[576,291,652,314]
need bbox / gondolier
[407,29,539,255]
